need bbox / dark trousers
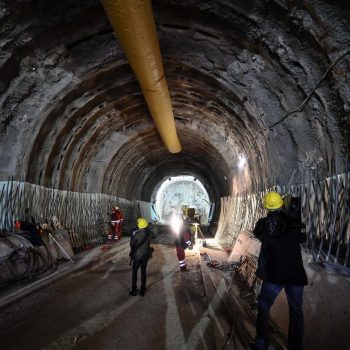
[175,245,186,268]
[131,259,148,291]
[255,281,304,350]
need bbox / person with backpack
[129,217,153,296]
[250,191,308,350]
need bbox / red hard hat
[15,220,21,230]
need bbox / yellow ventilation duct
[101,0,182,153]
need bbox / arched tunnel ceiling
[0,0,349,202]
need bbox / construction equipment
[192,223,206,247]
[48,232,74,263]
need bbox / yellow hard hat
[262,191,284,210]
[137,217,148,229]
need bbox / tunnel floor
[0,238,220,350]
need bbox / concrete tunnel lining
[152,175,211,222]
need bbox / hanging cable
[256,48,350,134]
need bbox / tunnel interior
[1,1,350,349]
[1,0,349,212]
[152,175,211,223]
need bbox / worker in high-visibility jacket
[108,206,124,242]
[174,221,193,271]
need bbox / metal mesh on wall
[215,190,268,248]
[0,180,150,252]
[300,172,350,267]
[215,172,350,269]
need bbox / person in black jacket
[14,220,43,246]
[129,217,153,296]
[250,192,308,350]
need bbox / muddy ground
[0,235,217,350]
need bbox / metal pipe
[101,0,182,153]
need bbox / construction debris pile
[0,216,74,291]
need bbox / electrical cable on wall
[256,48,350,135]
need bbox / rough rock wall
[0,0,349,202]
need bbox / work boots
[129,288,146,296]
[129,289,138,296]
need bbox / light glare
[170,213,182,235]
[238,155,246,168]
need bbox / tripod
[191,223,206,246]
[48,232,74,263]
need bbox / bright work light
[170,213,182,235]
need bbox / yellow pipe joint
[101,0,182,153]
